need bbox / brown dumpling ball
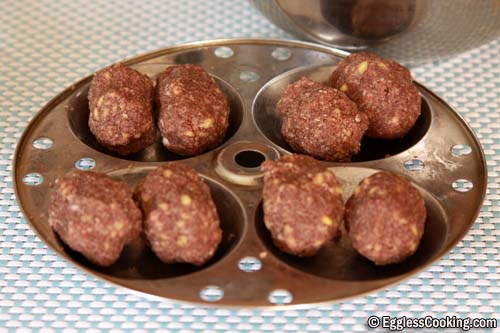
[276,76,322,118]
[88,63,156,155]
[49,171,142,267]
[135,164,222,265]
[330,52,421,139]
[88,63,154,108]
[262,154,345,257]
[277,77,369,162]
[156,64,230,156]
[89,87,156,155]
[345,171,427,265]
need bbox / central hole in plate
[234,150,266,168]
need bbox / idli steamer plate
[13,39,487,308]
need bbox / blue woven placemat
[1,0,498,331]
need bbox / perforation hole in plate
[272,47,292,61]
[75,157,96,171]
[452,179,473,192]
[240,71,259,82]
[268,289,293,305]
[32,137,53,150]
[238,256,262,272]
[200,285,224,302]
[404,159,424,171]
[451,144,472,156]
[23,173,43,186]
[214,46,234,58]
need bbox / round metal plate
[13,39,487,308]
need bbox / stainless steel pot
[252,0,500,64]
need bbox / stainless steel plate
[13,39,487,308]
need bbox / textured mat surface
[1,0,499,331]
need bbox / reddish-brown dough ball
[88,63,154,109]
[89,87,156,155]
[262,154,345,256]
[49,171,142,266]
[88,63,156,155]
[135,164,222,265]
[276,77,322,118]
[345,171,426,265]
[277,77,369,162]
[330,52,421,139]
[156,64,230,156]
